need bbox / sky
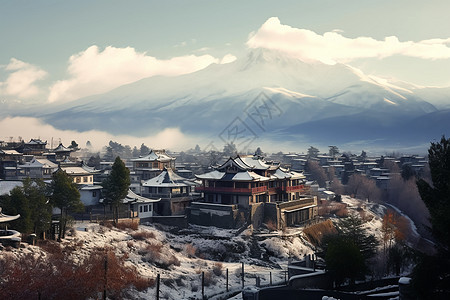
[1,0,450,150]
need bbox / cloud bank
[48,46,236,103]
[0,58,47,99]
[0,117,192,151]
[247,17,450,64]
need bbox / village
[0,137,435,299]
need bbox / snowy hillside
[1,196,424,300]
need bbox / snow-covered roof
[53,143,72,152]
[196,170,269,182]
[239,156,271,170]
[122,189,160,204]
[0,207,20,223]
[142,168,196,187]
[195,170,225,180]
[0,149,21,155]
[79,185,103,191]
[26,138,46,145]
[20,158,58,169]
[0,180,23,196]
[131,149,175,162]
[61,164,97,175]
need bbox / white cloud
[48,45,235,103]
[0,116,193,151]
[247,17,450,64]
[0,58,47,99]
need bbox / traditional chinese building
[52,143,73,161]
[19,158,58,179]
[131,149,176,181]
[141,168,198,216]
[191,155,318,229]
[16,139,48,156]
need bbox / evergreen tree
[413,136,450,297]
[328,145,340,157]
[132,146,140,157]
[324,235,365,286]
[1,187,33,233]
[223,142,237,157]
[102,156,130,225]
[320,215,378,285]
[337,215,378,261]
[87,153,101,169]
[139,143,150,156]
[307,146,319,158]
[51,170,83,240]
[22,178,52,237]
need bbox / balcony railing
[284,185,306,192]
[195,186,267,194]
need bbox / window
[148,205,152,211]
[140,206,143,213]
[76,177,81,183]
[144,205,148,212]
[83,176,88,182]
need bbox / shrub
[0,247,153,300]
[212,262,223,276]
[202,270,217,287]
[131,231,155,241]
[184,243,197,258]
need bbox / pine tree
[102,156,130,225]
[22,178,52,237]
[412,136,450,297]
[51,169,83,240]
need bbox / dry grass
[303,220,338,246]
[265,219,278,231]
[184,243,197,258]
[116,219,139,231]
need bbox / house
[141,168,198,216]
[0,150,23,180]
[18,158,58,179]
[131,149,176,181]
[59,163,97,185]
[16,139,47,156]
[122,189,160,221]
[192,155,318,229]
[78,184,103,206]
[52,143,73,161]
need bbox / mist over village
[1,1,450,299]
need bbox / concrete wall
[141,215,188,228]
[250,202,265,229]
[187,202,238,229]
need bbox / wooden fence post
[156,274,160,300]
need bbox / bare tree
[306,160,328,187]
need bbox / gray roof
[143,168,196,187]
[0,180,23,196]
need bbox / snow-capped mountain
[18,49,450,149]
